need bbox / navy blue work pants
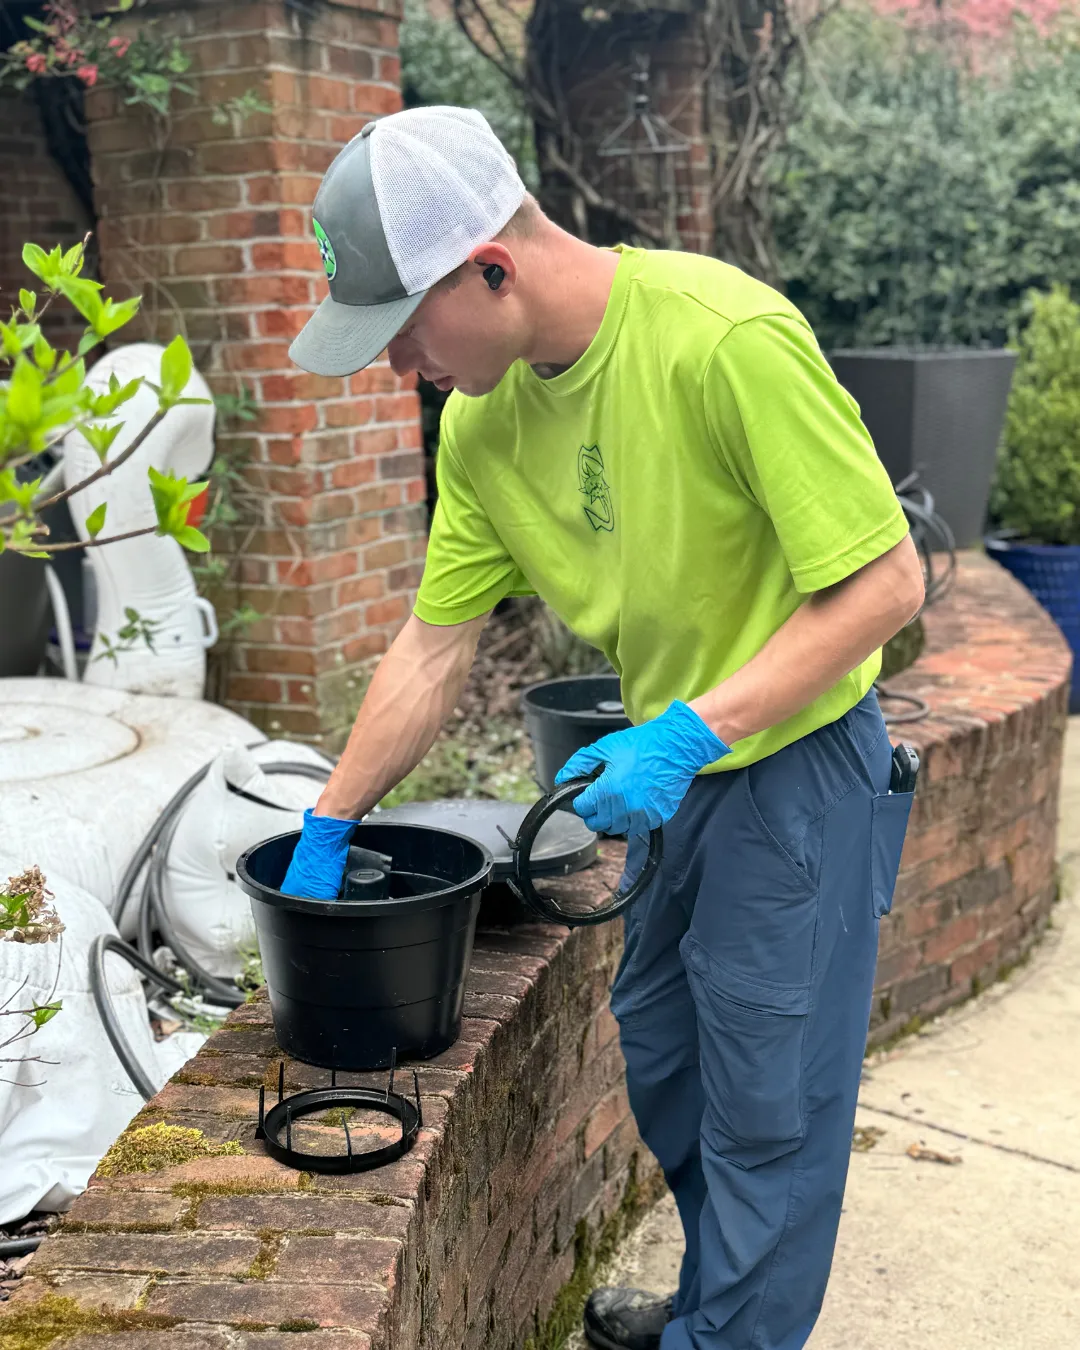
[611,691,913,1350]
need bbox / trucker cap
[288,106,528,378]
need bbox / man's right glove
[280,807,357,900]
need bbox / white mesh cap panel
[370,106,527,296]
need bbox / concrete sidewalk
[569,719,1080,1350]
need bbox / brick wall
[5,850,662,1350]
[870,550,1070,1044]
[0,88,94,353]
[82,0,426,746]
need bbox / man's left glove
[280,807,358,900]
[554,700,731,837]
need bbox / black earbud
[482,263,505,291]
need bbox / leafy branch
[1,237,210,562]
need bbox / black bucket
[521,674,632,791]
[236,823,492,1071]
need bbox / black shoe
[583,1287,675,1350]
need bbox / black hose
[0,1236,43,1257]
[133,761,331,1009]
[89,933,188,1101]
[875,683,932,725]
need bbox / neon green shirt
[414,246,909,771]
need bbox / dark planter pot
[985,537,1080,712]
[0,549,50,677]
[829,348,1017,549]
[237,823,492,1071]
[521,674,631,792]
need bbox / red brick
[275,1235,402,1288]
[583,1084,630,1159]
[364,596,408,627]
[37,1233,259,1277]
[197,1195,412,1240]
[174,243,245,276]
[921,912,981,965]
[144,1281,384,1331]
[167,179,242,212]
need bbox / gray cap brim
[288,289,427,378]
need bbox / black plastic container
[236,823,492,1072]
[521,674,631,791]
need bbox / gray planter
[829,347,1017,549]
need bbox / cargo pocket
[681,933,809,1169]
[870,791,914,919]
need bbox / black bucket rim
[520,673,628,724]
[236,823,494,918]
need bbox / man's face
[386,274,519,399]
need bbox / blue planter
[985,537,1080,711]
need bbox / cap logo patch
[313,217,336,281]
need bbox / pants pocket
[870,791,914,918]
[682,933,809,1169]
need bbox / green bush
[990,286,1080,544]
[770,11,1080,350]
[399,0,537,188]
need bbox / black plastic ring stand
[256,1059,422,1175]
[507,769,663,926]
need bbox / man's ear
[468,242,516,292]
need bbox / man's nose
[386,336,416,377]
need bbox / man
[282,105,924,1350]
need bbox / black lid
[372,798,596,879]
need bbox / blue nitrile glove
[554,700,731,837]
[280,807,358,900]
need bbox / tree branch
[32,407,166,514]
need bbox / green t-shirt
[414,246,909,771]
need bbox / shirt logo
[578,444,614,532]
[313,217,336,281]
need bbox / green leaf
[78,421,123,463]
[19,289,36,317]
[56,275,104,329]
[84,502,107,538]
[77,330,102,358]
[30,1000,62,1029]
[61,242,86,277]
[94,294,141,338]
[21,243,51,283]
[33,333,56,373]
[5,355,43,428]
[89,375,141,417]
[158,335,193,409]
[175,524,210,552]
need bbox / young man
[283,105,924,1350]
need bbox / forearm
[316,613,487,819]
[690,535,924,747]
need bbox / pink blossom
[24,52,47,74]
[75,64,98,87]
[107,36,130,58]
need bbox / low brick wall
[4,851,661,1350]
[2,551,1069,1349]
[870,550,1071,1043]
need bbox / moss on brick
[0,1293,179,1350]
[277,1321,320,1333]
[243,1228,284,1281]
[522,1156,666,1350]
[96,1123,244,1177]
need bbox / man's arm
[316,611,490,820]
[556,535,925,837]
[688,534,925,744]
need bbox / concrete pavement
[568,717,1080,1349]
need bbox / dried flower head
[0,866,66,944]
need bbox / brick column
[84,0,426,747]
